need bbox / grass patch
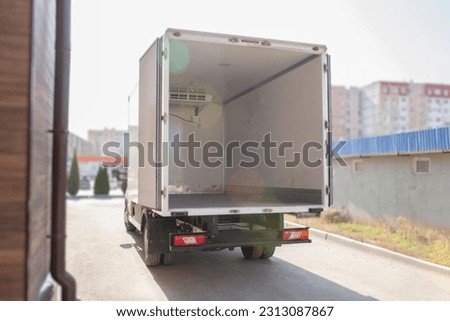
[286,209,450,267]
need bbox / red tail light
[173,234,206,247]
[282,229,309,241]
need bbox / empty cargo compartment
[166,37,327,215]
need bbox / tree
[67,151,80,196]
[94,166,110,195]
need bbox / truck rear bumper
[169,227,311,252]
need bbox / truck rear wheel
[241,246,264,260]
[260,246,276,259]
[124,207,136,232]
[143,222,160,267]
[161,253,175,265]
[145,253,161,267]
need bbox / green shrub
[94,167,110,195]
[67,152,80,196]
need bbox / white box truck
[124,29,332,266]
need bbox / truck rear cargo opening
[124,29,331,266]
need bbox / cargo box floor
[169,192,320,209]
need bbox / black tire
[241,246,264,260]
[161,253,175,265]
[124,207,137,232]
[260,246,276,259]
[144,223,161,267]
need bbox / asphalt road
[67,198,450,301]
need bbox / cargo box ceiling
[168,39,319,102]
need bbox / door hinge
[324,120,329,129]
[162,48,168,60]
[323,63,328,73]
[161,188,166,197]
[161,112,167,123]
[325,186,329,195]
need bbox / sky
[69,0,450,139]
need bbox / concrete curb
[286,221,450,277]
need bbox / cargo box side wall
[224,56,325,205]
[134,40,161,209]
[126,86,139,204]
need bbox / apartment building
[424,83,450,129]
[331,86,361,140]
[334,81,450,139]
[87,127,126,156]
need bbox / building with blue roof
[332,127,450,228]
